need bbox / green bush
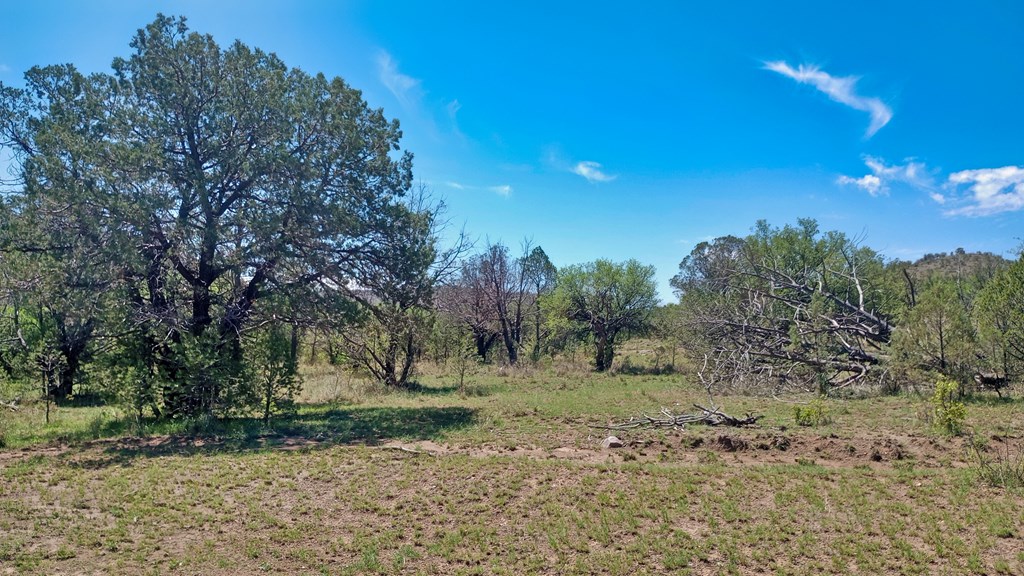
[931,378,967,436]
[793,398,831,427]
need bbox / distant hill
[904,249,1010,284]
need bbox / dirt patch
[0,424,983,473]
[713,434,750,452]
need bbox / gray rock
[602,436,624,449]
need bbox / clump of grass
[971,436,1024,489]
[793,398,832,427]
[458,383,490,398]
[87,413,107,440]
[182,412,225,436]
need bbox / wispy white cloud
[764,61,892,137]
[945,166,1024,217]
[445,181,512,197]
[572,160,617,183]
[445,99,465,139]
[837,156,934,196]
[837,173,883,195]
[0,64,10,73]
[376,51,421,107]
[543,145,619,183]
[446,99,461,122]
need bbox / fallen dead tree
[591,404,762,431]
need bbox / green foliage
[793,398,832,427]
[931,378,967,436]
[249,322,301,423]
[523,245,558,360]
[973,255,1024,383]
[546,259,658,372]
[673,219,898,392]
[892,278,976,383]
[338,192,452,388]
[0,15,438,413]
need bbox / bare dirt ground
[0,421,988,471]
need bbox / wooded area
[1,16,1022,426]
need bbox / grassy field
[2,360,1024,575]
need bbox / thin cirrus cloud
[376,50,421,108]
[837,156,934,197]
[445,181,513,197]
[764,61,893,138]
[572,161,617,183]
[944,166,1024,217]
[446,99,465,139]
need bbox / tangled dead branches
[592,404,762,431]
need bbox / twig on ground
[379,445,435,456]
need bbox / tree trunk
[500,318,519,365]
[474,331,497,361]
[593,331,616,372]
[595,333,609,372]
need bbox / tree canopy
[0,15,437,414]
[547,259,658,372]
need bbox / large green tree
[0,15,425,414]
[547,259,658,372]
[522,245,557,360]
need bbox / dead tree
[674,221,897,394]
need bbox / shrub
[931,378,967,435]
[793,398,831,427]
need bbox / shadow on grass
[74,405,476,468]
[961,393,1019,406]
[401,382,462,396]
[56,392,108,408]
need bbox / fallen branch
[1,399,19,412]
[379,445,435,456]
[591,404,762,431]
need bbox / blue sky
[2,1,1022,300]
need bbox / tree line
[0,15,659,421]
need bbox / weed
[793,398,832,427]
[931,378,966,436]
[183,412,225,436]
[970,436,1024,489]
[87,412,107,439]
[697,449,722,465]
